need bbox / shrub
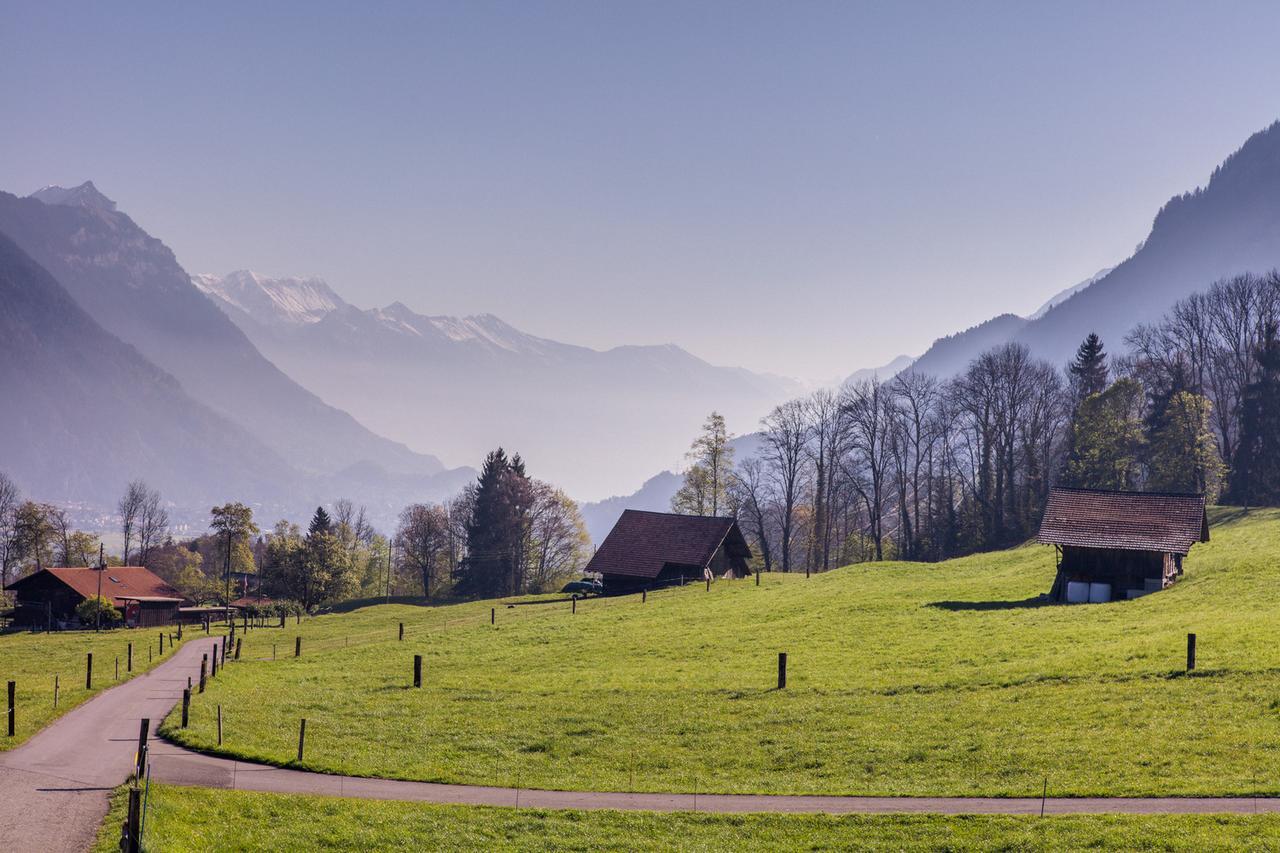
[75,595,122,627]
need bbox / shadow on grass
[926,595,1054,612]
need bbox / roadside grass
[0,624,214,749]
[164,507,1280,797]
[94,783,1280,851]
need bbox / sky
[4,1,1280,382]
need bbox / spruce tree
[308,506,332,538]
[1231,322,1280,505]
[1068,333,1109,402]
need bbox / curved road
[2,634,1278,852]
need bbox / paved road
[0,636,216,853]
[150,746,1280,815]
[5,634,1280,853]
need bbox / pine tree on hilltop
[1068,333,1109,402]
[1230,321,1280,506]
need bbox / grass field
[93,784,1280,851]
[0,623,211,748]
[163,506,1280,797]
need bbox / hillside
[0,231,292,508]
[194,271,801,499]
[910,120,1280,377]
[167,505,1279,798]
[0,186,444,481]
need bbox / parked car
[561,579,604,596]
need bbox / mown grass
[164,507,1280,796]
[94,783,1280,851]
[0,623,211,748]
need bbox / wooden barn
[4,566,185,629]
[1037,487,1209,603]
[585,510,753,592]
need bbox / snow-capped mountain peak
[193,270,345,327]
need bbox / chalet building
[1037,487,1209,603]
[4,566,185,629]
[585,510,752,592]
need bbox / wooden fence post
[777,652,787,689]
[181,688,190,727]
[572,598,576,615]
[295,636,302,658]
[211,647,218,678]
[136,718,150,778]
[86,652,93,690]
[235,638,242,661]
[756,570,760,586]
[642,589,647,603]
[491,608,495,625]
[399,622,404,641]
[217,704,223,745]
[115,657,119,681]
[54,674,59,708]
[127,642,133,673]
[1187,633,1197,671]
[199,655,207,693]
[414,654,422,688]
[7,681,14,737]
[297,718,307,762]
[159,631,164,654]
[125,785,142,853]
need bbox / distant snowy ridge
[1028,267,1113,320]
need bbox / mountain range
[0,184,471,527]
[583,120,1280,533]
[193,271,802,499]
[10,119,1280,538]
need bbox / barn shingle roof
[1037,487,1209,555]
[5,566,184,605]
[585,510,752,579]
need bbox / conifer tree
[1068,333,1109,402]
[308,506,332,537]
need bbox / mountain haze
[0,230,292,508]
[0,186,444,480]
[195,272,802,499]
[910,121,1280,377]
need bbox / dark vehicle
[561,579,604,596]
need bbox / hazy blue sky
[4,1,1280,381]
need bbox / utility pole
[224,528,232,626]
[95,543,104,632]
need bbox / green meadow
[161,506,1280,797]
[95,784,1280,852]
[0,624,208,748]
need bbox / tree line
[675,274,1280,571]
[1,449,591,613]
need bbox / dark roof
[584,510,752,579]
[5,566,184,604]
[1037,487,1209,555]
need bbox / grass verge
[93,783,1280,851]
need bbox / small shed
[1037,487,1209,603]
[585,510,752,592]
[4,566,185,628]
